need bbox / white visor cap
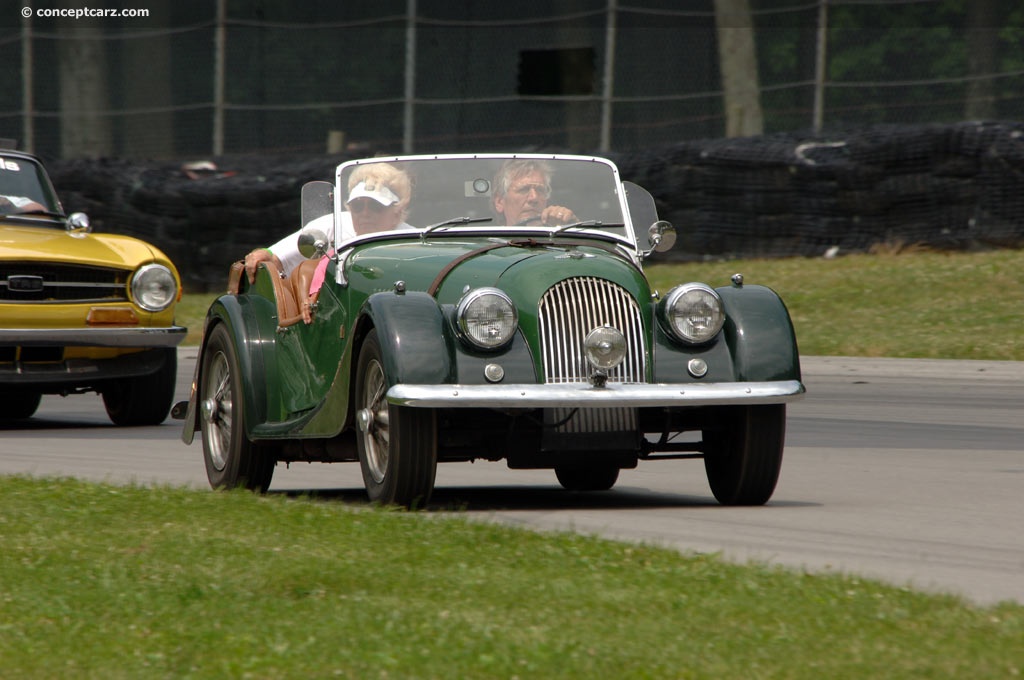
[347,181,400,207]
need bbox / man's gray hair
[492,159,553,198]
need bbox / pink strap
[308,250,334,297]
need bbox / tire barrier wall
[47,122,1024,292]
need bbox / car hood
[346,237,649,306]
[0,222,162,269]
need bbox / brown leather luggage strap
[227,260,245,294]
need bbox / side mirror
[647,220,676,253]
[65,212,92,237]
[298,229,329,259]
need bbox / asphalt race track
[2,348,1022,606]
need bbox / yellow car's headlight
[131,264,177,312]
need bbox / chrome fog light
[584,325,627,370]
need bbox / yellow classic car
[1,148,186,424]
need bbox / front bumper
[0,347,174,387]
[0,326,187,348]
[387,379,805,408]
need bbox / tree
[713,0,763,137]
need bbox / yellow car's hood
[0,222,162,268]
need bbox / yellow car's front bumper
[0,325,186,348]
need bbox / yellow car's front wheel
[0,391,41,420]
[101,348,177,426]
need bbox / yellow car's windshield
[0,155,62,217]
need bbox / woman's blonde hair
[347,162,412,221]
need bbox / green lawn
[645,249,1024,361]
[1,477,1021,679]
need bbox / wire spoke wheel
[199,324,274,492]
[361,357,390,483]
[354,329,437,508]
[202,351,233,472]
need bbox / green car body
[179,154,803,507]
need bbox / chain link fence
[2,0,1023,159]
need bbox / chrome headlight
[457,287,518,349]
[131,263,177,312]
[662,283,724,344]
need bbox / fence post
[403,0,417,155]
[213,0,226,156]
[21,13,34,153]
[813,0,828,133]
[599,0,617,153]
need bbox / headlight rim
[131,263,178,313]
[661,282,725,345]
[456,287,519,350]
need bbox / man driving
[491,159,577,226]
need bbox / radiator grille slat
[0,263,128,303]
[538,276,645,385]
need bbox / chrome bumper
[0,326,187,348]
[388,380,805,408]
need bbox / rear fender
[717,283,801,382]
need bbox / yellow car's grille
[0,263,129,303]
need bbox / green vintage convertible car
[177,154,804,507]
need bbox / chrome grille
[0,263,129,303]
[547,406,638,436]
[538,276,646,384]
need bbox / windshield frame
[331,153,637,252]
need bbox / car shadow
[0,418,111,432]
[272,485,817,512]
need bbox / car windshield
[333,155,632,244]
[0,155,61,216]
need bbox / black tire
[0,391,42,420]
[354,329,437,508]
[703,404,786,506]
[199,324,275,492]
[102,348,177,426]
[555,465,620,491]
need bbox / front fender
[361,290,454,385]
[717,283,801,382]
[180,293,275,444]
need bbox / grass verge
[645,249,1024,361]
[1,476,1022,679]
